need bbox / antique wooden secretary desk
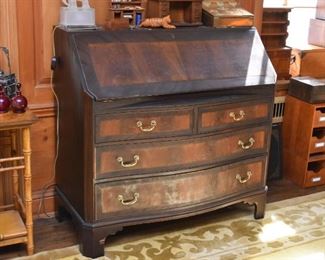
[53,27,276,257]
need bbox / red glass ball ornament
[0,85,10,113]
[11,87,28,113]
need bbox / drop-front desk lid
[72,27,276,101]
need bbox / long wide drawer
[95,126,269,179]
[95,109,193,143]
[95,157,266,221]
[199,100,271,133]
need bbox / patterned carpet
[17,191,325,260]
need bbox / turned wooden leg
[79,227,106,258]
[10,130,19,210]
[23,127,34,255]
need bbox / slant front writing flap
[73,27,276,101]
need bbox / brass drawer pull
[118,192,139,206]
[137,120,157,132]
[236,171,252,184]
[229,110,245,121]
[238,137,255,150]
[116,155,140,168]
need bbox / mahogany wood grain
[96,127,268,178]
[96,157,266,220]
[53,27,275,258]
[96,109,193,142]
[199,101,269,132]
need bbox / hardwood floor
[1,178,325,259]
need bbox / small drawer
[313,108,325,128]
[305,161,325,187]
[95,109,193,142]
[310,128,325,153]
[199,101,270,133]
[95,126,268,179]
[95,157,266,220]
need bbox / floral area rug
[16,191,325,260]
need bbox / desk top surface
[55,27,276,101]
[0,110,38,130]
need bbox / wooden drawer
[95,109,193,142]
[198,101,270,133]
[310,136,325,154]
[95,126,269,179]
[305,161,325,187]
[95,157,266,220]
[313,108,325,128]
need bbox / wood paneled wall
[0,0,263,217]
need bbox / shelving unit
[261,7,292,80]
[108,0,146,27]
[147,0,202,26]
[283,95,325,188]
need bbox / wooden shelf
[283,95,325,188]
[262,20,289,24]
[111,7,144,11]
[261,32,288,36]
[0,210,27,247]
[108,0,145,28]
[112,1,142,3]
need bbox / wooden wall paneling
[89,0,109,26]
[10,0,108,216]
[14,0,60,216]
[0,0,20,76]
[0,0,20,209]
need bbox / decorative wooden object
[290,46,325,78]
[261,7,292,80]
[146,0,202,26]
[0,110,37,255]
[53,27,275,258]
[107,0,146,28]
[202,0,254,28]
[283,82,325,188]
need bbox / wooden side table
[0,110,37,255]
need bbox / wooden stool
[0,110,37,255]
